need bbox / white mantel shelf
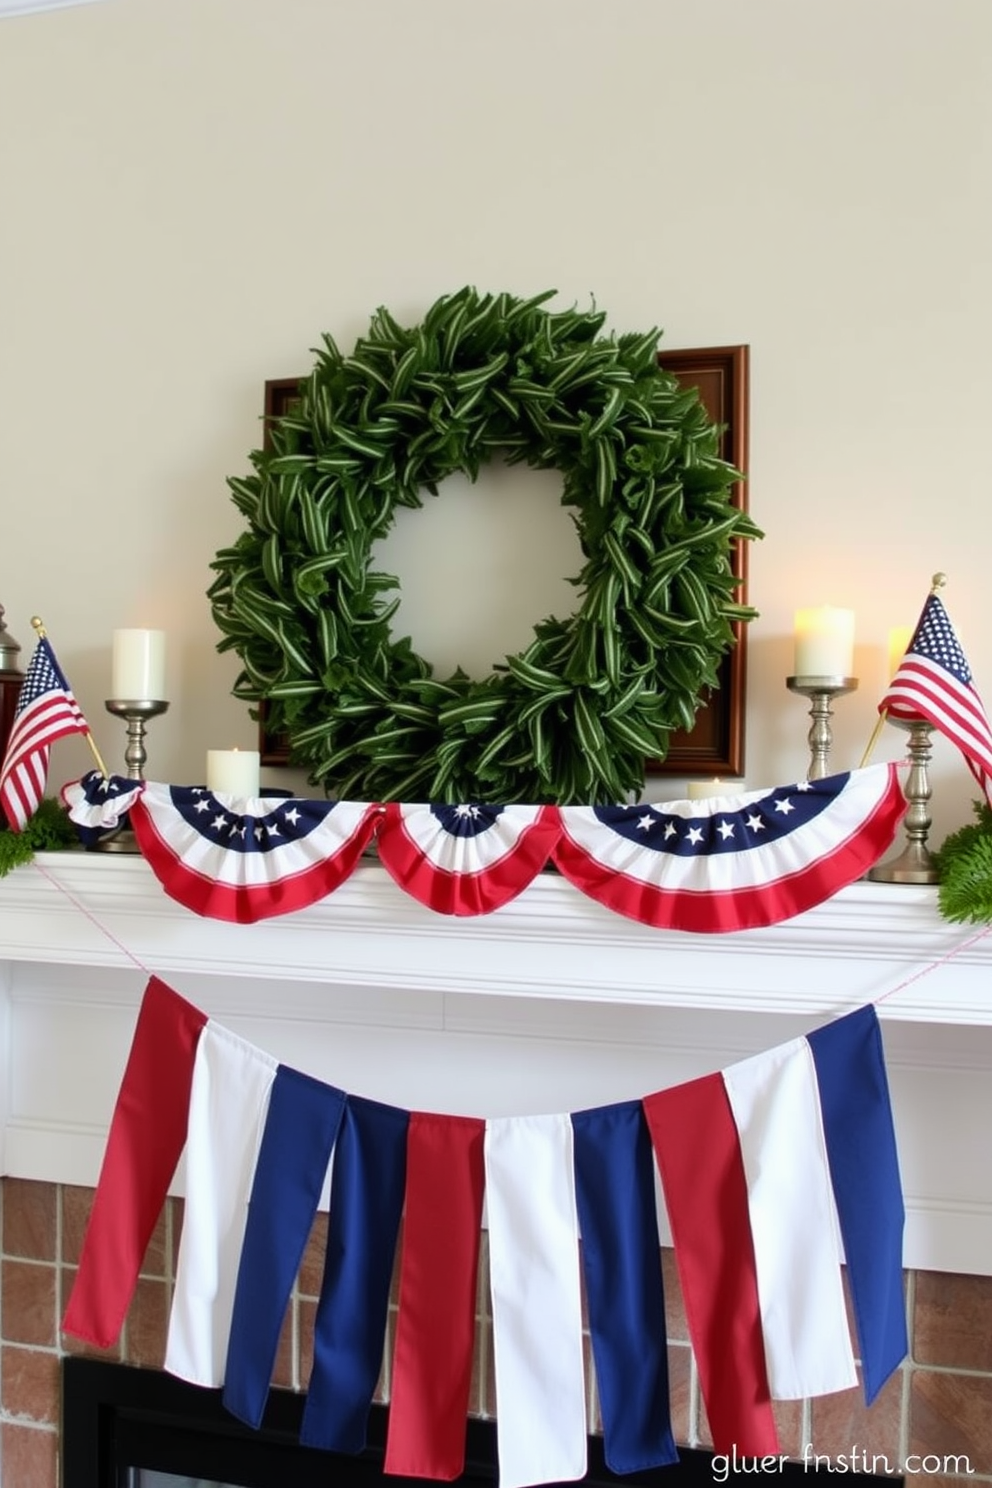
[1,851,991,1276]
[0,851,990,1023]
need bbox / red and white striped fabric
[644,1035,867,1454]
[64,769,905,933]
[644,1071,778,1457]
[130,783,381,922]
[165,1022,278,1387]
[376,802,561,914]
[0,637,90,831]
[554,764,904,933]
[721,1038,856,1399]
[880,592,992,808]
[484,1114,587,1488]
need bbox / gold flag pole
[860,572,946,768]
[30,616,111,779]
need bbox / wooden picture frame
[650,344,750,776]
[256,345,750,776]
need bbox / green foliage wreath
[208,288,761,804]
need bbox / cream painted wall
[1,0,990,844]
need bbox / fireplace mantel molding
[1,852,990,1274]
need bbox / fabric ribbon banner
[63,762,904,932]
[63,978,908,1486]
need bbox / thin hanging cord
[873,921,992,1006]
[30,858,151,977]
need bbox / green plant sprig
[209,287,761,804]
[933,800,992,923]
[0,797,78,878]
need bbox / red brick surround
[2,1178,990,1487]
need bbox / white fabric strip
[722,1038,857,1399]
[165,1020,278,1386]
[485,1114,587,1488]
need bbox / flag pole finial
[931,572,946,593]
[31,616,47,639]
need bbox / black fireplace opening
[61,1358,903,1488]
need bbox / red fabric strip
[643,1074,778,1457]
[384,1112,486,1479]
[61,976,207,1348]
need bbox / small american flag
[0,637,90,831]
[880,592,992,807]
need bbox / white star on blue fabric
[746,813,765,833]
[686,825,704,845]
[637,813,655,831]
[774,798,795,815]
[717,820,735,840]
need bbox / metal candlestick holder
[91,698,169,854]
[0,603,24,772]
[786,675,859,781]
[868,718,938,883]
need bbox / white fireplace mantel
[1,851,990,1275]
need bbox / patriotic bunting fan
[63,766,903,931]
[554,763,904,933]
[122,779,380,922]
[376,801,561,914]
[62,772,144,845]
[65,773,382,923]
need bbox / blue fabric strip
[571,1099,678,1472]
[222,1065,346,1428]
[807,1005,908,1403]
[300,1094,410,1453]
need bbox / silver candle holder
[106,697,169,779]
[92,698,169,854]
[868,718,938,883]
[786,675,859,781]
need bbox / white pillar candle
[686,779,727,800]
[206,748,261,798]
[793,607,855,678]
[887,625,915,679]
[112,629,166,700]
